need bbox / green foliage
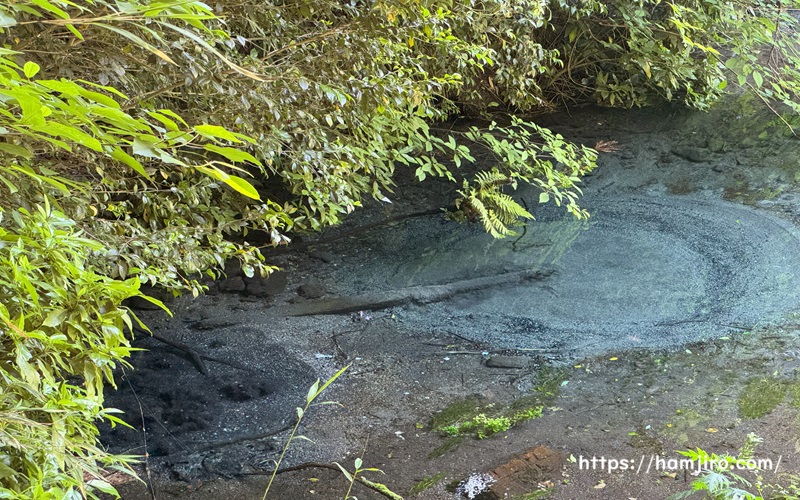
[435,401,543,439]
[669,433,767,500]
[2,0,800,497]
[442,414,511,439]
[454,170,533,238]
[738,377,788,419]
[0,200,148,498]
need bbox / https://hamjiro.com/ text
[573,454,781,475]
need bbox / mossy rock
[408,471,447,496]
[429,395,486,430]
[738,377,788,419]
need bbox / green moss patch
[427,367,562,458]
[788,382,800,408]
[408,472,447,496]
[432,397,543,439]
[427,399,542,456]
[738,377,788,419]
[529,366,569,406]
[429,395,486,431]
[428,436,465,459]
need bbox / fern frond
[484,191,533,224]
[485,209,513,238]
[452,168,533,238]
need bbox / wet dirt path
[107,98,800,499]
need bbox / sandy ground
[104,96,800,499]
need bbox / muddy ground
[104,96,800,499]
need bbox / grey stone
[297,282,327,299]
[243,271,288,298]
[485,356,530,369]
[707,138,726,153]
[671,146,712,163]
[218,276,246,293]
[193,317,240,331]
[309,250,336,263]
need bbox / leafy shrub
[1,0,799,497]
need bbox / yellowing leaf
[223,174,260,200]
[94,23,176,65]
[195,164,260,200]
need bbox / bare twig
[192,424,293,453]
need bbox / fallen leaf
[707,428,719,433]
[594,480,606,489]
[609,357,618,361]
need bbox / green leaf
[0,143,34,159]
[203,144,261,165]
[334,462,353,482]
[195,164,260,199]
[147,111,180,132]
[94,22,177,65]
[23,61,40,79]
[132,137,161,159]
[30,0,70,19]
[306,380,320,404]
[155,108,188,127]
[65,23,84,40]
[39,122,102,152]
[194,124,243,143]
[0,10,17,27]
[223,173,260,199]
[539,192,550,204]
[752,71,763,88]
[111,147,150,179]
[312,364,351,402]
[42,308,67,327]
[86,479,118,495]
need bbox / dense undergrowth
[1,0,799,497]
